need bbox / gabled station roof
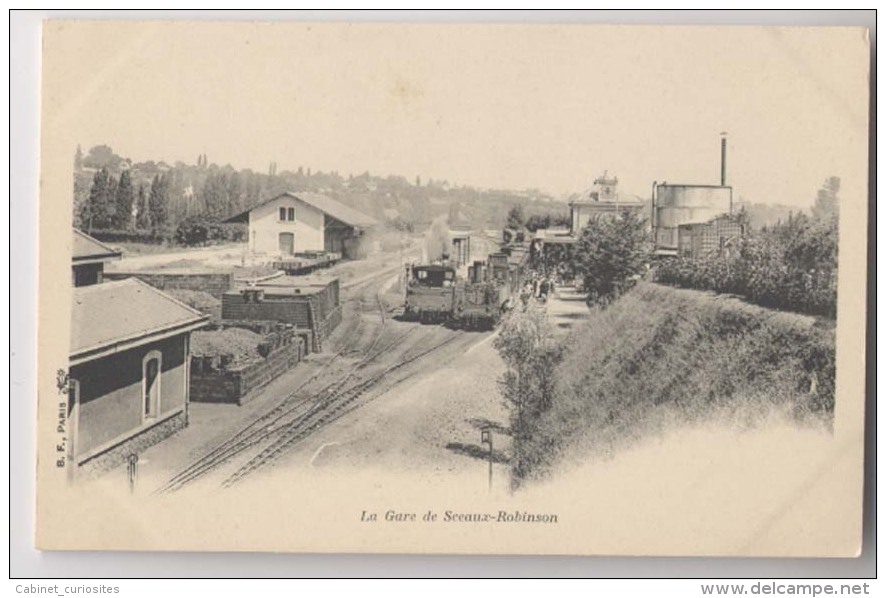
[225,192,378,229]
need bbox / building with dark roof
[65,234,209,474]
[225,191,378,259]
[72,229,121,286]
[67,271,208,476]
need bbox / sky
[43,21,870,207]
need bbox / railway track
[156,268,426,493]
[221,330,464,487]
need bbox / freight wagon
[221,277,341,352]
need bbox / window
[287,207,295,221]
[142,351,162,421]
[279,207,286,221]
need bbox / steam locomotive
[404,245,530,329]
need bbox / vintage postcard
[35,20,870,556]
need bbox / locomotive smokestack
[720,132,728,187]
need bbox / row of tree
[502,204,571,244]
[73,144,568,238]
[77,168,171,232]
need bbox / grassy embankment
[510,282,836,484]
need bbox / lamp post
[481,427,493,492]
[127,453,139,493]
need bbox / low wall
[104,271,233,299]
[190,334,307,405]
[76,409,187,480]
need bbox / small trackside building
[72,228,121,287]
[225,191,378,259]
[68,278,209,475]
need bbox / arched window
[142,350,162,421]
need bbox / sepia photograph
[33,18,870,558]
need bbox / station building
[568,172,645,236]
[225,192,378,259]
[67,230,209,476]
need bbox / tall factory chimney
[720,132,728,187]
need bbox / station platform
[541,285,591,336]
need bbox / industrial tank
[654,184,732,252]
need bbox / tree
[136,183,151,228]
[82,144,123,171]
[812,176,840,223]
[81,168,115,230]
[74,145,83,172]
[506,204,525,230]
[525,213,570,233]
[148,174,170,230]
[72,173,90,228]
[577,211,650,307]
[199,171,242,221]
[114,170,135,229]
[493,303,563,485]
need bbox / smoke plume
[423,214,451,262]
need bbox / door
[279,232,295,255]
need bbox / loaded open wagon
[221,277,341,352]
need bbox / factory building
[652,135,735,256]
[652,184,733,255]
[677,212,745,258]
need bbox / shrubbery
[173,218,247,246]
[86,220,246,248]
[655,211,837,318]
[86,228,168,244]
